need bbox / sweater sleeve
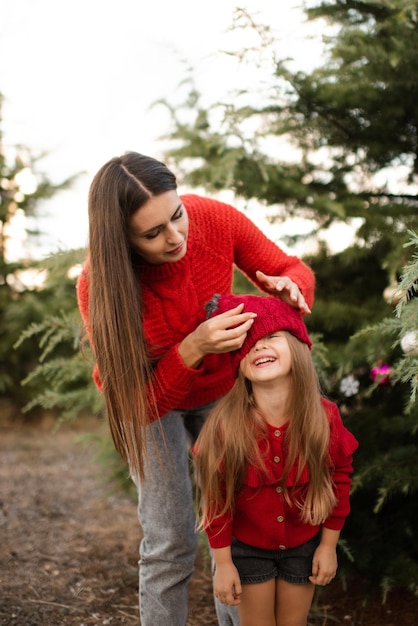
[181,195,315,308]
[205,513,234,550]
[190,441,233,549]
[76,267,203,416]
[323,401,359,531]
[147,345,204,417]
[226,202,315,308]
[200,485,234,549]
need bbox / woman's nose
[166,222,181,243]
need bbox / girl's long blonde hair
[86,152,177,480]
[195,333,337,528]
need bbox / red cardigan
[77,194,315,419]
[204,399,358,551]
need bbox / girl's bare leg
[238,579,276,626]
[275,579,315,626]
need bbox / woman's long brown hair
[86,152,177,480]
[195,333,337,529]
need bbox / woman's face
[128,190,189,264]
[239,331,292,384]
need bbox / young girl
[76,151,315,626]
[195,294,358,626]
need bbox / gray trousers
[136,403,240,626]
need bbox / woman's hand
[256,270,311,314]
[178,304,256,369]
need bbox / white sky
[1,0,331,258]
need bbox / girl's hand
[256,270,311,314]
[309,543,338,586]
[213,562,242,606]
[178,304,256,368]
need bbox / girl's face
[128,190,189,264]
[239,331,292,383]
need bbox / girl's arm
[201,499,241,604]
[309,528,340,586]
[309,401,358,586]
[212,546,242,606]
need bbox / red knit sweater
[77,194,315,418]
[204,399,358,551]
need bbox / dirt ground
[1,408,417,626]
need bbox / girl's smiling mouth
[253,356,276,367]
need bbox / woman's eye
[173,209,183,221]
[145,230,160,240]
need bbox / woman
[195,294,358,626]
[76,151,315,626]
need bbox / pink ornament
[370,361,391,385]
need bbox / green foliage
[311,233,418,597]
[13,250,103,421]
[161,1,418,283]
[16,314,102,420]
[157,2,418,595]
[5,3,418,598]
[0,102,81,402]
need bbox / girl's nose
[254,337,267,350]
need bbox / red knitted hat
[205,293,312,374]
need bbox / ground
[1,407,417,626]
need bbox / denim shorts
[231,532,321,585]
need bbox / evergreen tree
[0,93,85,408]
[158,1,418,594]
[162,1,418,280]
[337,232,418,598]
[9,1,418,595]
[13,249,103,421]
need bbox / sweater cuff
[150,344,204,417]
[158,343,204,379]
[323,516,347,532]
[206,522,233,550]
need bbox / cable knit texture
[77,194,315,419]
[205,293,313,375]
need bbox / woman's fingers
[256,270,311,314]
